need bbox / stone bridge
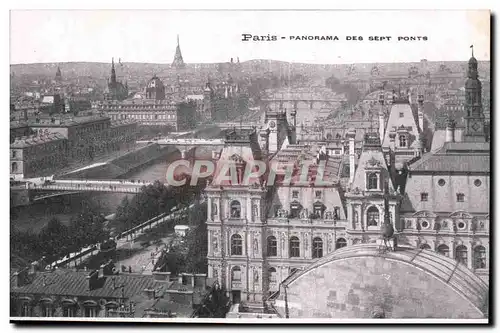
[136,138,225,159]
[25,179,153,201]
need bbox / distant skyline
[10,10,490,65]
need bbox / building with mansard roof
[204,49,489,317]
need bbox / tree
[197,285,230,318]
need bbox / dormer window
[399,135,407,147]
[367,173,379,190]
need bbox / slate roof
[11,269,162,299]
[276,244,489,316]
[382,102,420,148]
[409,142,490,173]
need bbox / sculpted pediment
[412,210,436,218]
[449,211,473,219]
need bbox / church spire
[55,65,62,82]
[172,35,186,69]
[111,57,117,84]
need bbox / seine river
[10,149,188,234]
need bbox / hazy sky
[10,10,490,64]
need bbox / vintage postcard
[9,9,490,323]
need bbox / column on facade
[246,196,251,221]
[214,197,221,222]
[389,204,396,228]
[208,230,213,256]
[467,240,473,269]
[449,240,456,260]
[347,203,353,229]
[207,198,212,221]
[355,204,362,230]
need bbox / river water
[11,148,191,234]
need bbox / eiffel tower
[171,34,186,69]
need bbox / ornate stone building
[205,50,490,310]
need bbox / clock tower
[264,104,290,154]
[464,46,487,142]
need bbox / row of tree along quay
[10,176,208,274]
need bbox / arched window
[231,266,241,281]
[289,236,300,257]
[336,238,347,249]
[437,244,449,257]
[267,236,277,257]
[366,206,380,227]
[455,245,468,265]
[473,246,486,269]
[367,173,378,190]
[231,234,243,255]
[11,162,18,173]
[268,267,277,283]
[230,200,241,218]
[312,237,323,258]
[419,243,431,250]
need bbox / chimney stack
[417,94,424,132]
[86,270,99,291]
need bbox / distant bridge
[137,138,225,146]
[26,179,153,200]
[217,122,259,130]
[136,138,225,159]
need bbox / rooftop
[27,114,110,127]
[409,142,490,173]
[11,269,162,299]
[10,133,66,148]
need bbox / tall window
[230,200,241,218]
[63,306,75,317]
[366,206,380,227]
[334,207,341,220]
[289,236,300,257]
[11,162,18,173]
[399,135,407,147]
[11,150,17,158]
[336,238,347,249]
[474,246,486,269]
[40,303,52,317]
[455,245,468,265]
[437,244,449,257]
[20,302,31,317]
[84,307,97,317]
[312,237,323,258]
[367,173,378,190]
[267,236,277,257]
[231,234,243,255]
[231,266,241,281]
[268,267,277,283]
